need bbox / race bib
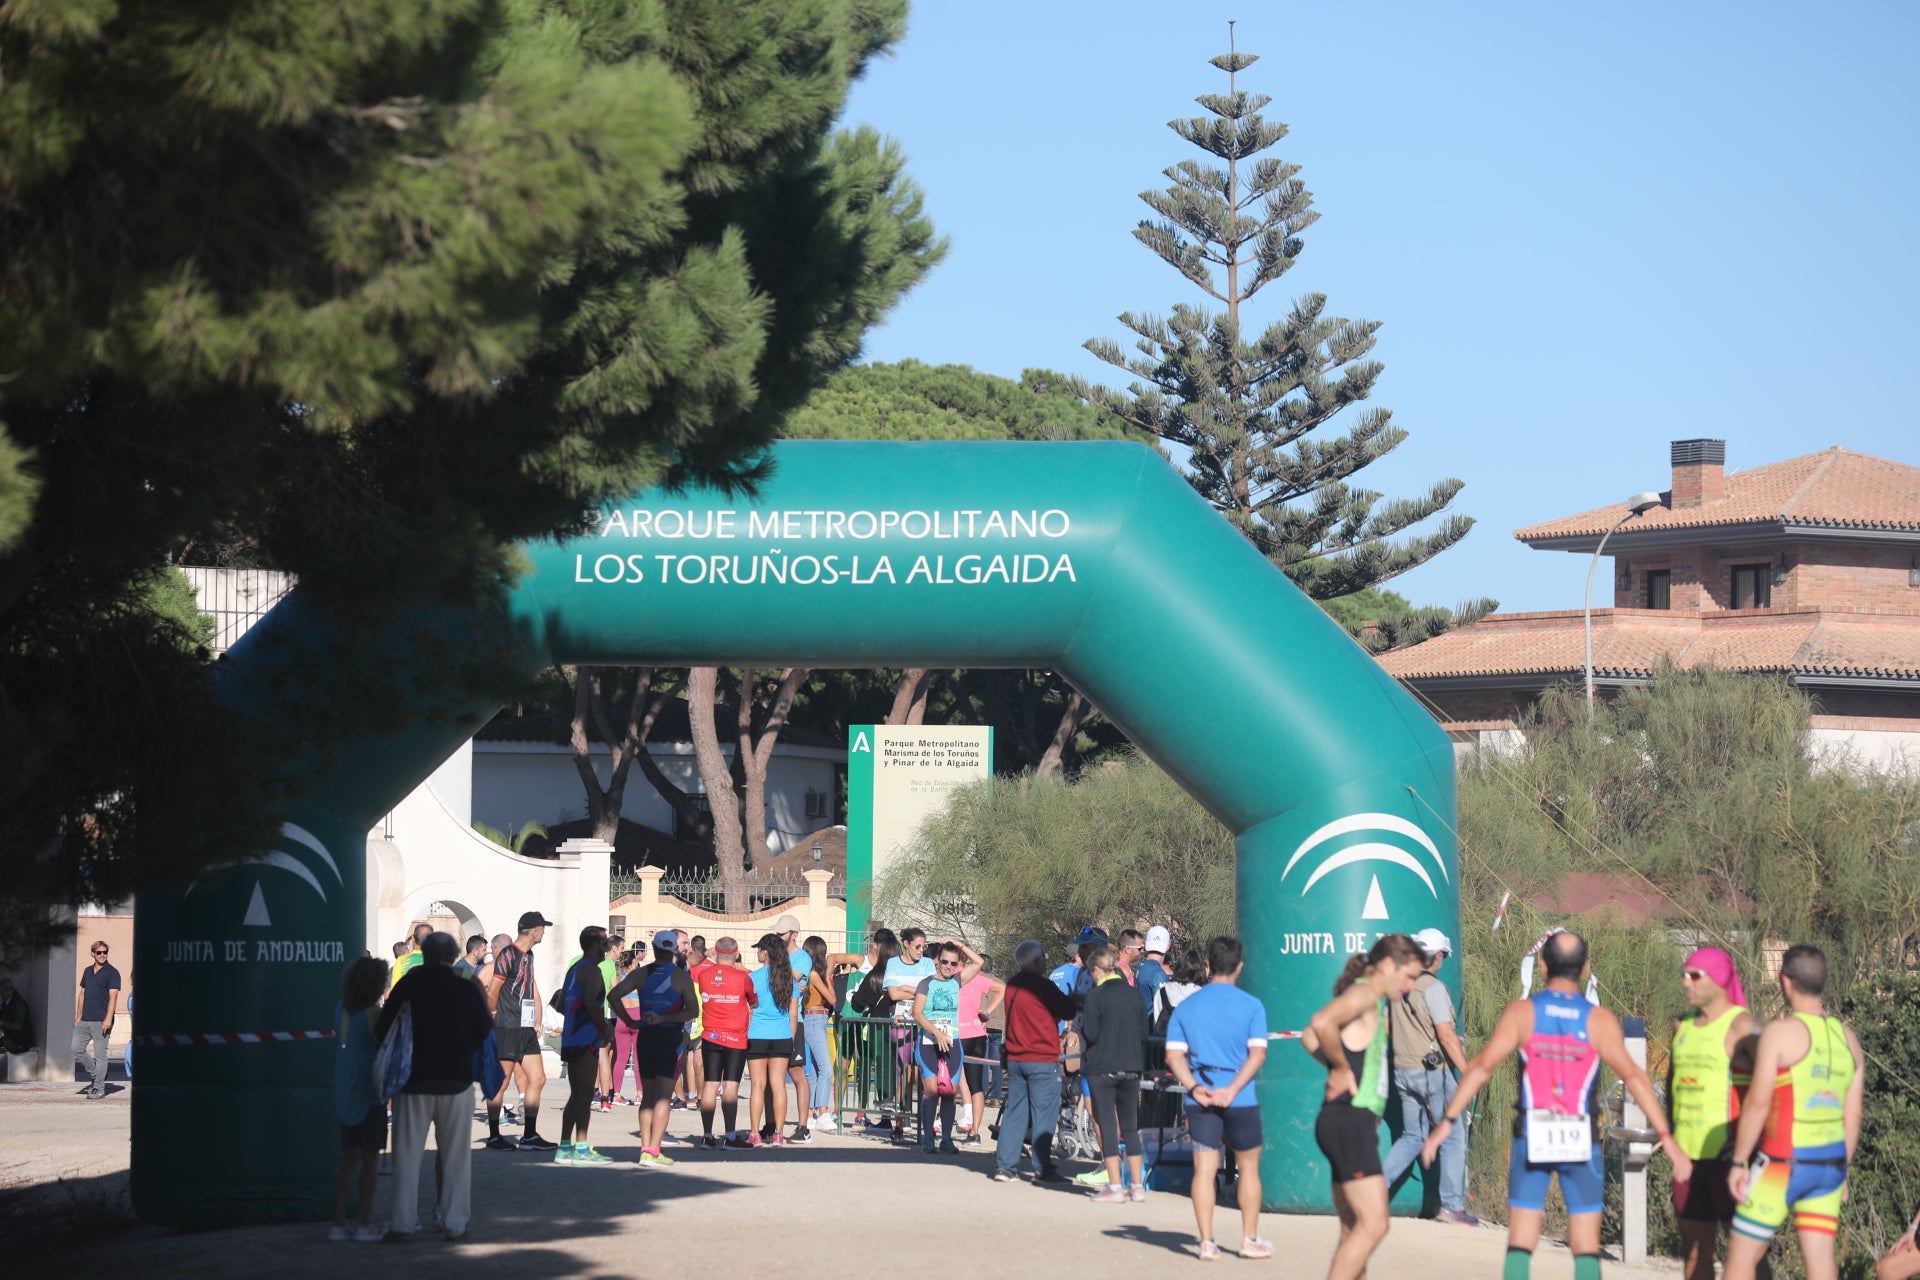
[520,999,537,1027]
[1525,1110,1592,1164]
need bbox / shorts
[1314,1100,1383,1181]
[339,1105,387,1152]
[1186,1102,1263,1154]
[961,1035,988,1092]
[495,1026,540,1063]
[559,1041,600,1063]
[1731,1146,1848,1242]
[1508,1136,1606,1216]
[916,1037,964,1080]
[746,1037,794,1061]
[635,1027,681,1081]
[1672,1156,1737,1222]
[702,1041,748,1084]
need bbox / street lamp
[811,839,823,865]
[1585,492,1664,714]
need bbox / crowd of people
[331,911,1917,1280]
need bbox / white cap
[1412,928,1452,958]
[1144,926,1171,953]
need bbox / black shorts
[1188,1102,1265,1154]
[635,1027,681,1081]
[788,1036,806,1068]
[702,1041,748,1084]
[746,1037,793,1061]
[495,1026,540,1063]
[1314,1100,1383,1181]
[339,1104,387,1152]
[961,1036,988,1092]
[1671,1156,1737,1222]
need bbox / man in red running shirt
[692,937,757,1149]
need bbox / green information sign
[844,723,993,940]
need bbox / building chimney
[1670,438,1725,509]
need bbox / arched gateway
[132,441,1459,1224]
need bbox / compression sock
[919,1094,937,1142]
[721,1099,738,1133]
[701,1102,716,1136]
[487,1104,501,1140]
[1573,1255,1601,1280]
[523,1105,540,1138]
[939,1095,956,1142]
[1503,1248,1533,1280]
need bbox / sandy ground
[2,1078,1682,1278]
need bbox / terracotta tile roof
[1532,872,1754,927]
[1377,608,1920,681]
[1515,447,1920,541]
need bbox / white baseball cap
[1144,926,1171,953]
[1412,928,1452,957]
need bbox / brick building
[1379,439,1920,768]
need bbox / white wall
[471,741,842,854]
[1807,726,1920,775]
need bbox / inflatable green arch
[132,441,1459,1224]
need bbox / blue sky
[837,1,1920,613]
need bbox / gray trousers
[72,1020,110,1091]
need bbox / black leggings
[561,1048,597,1142]
[1088,1073,1141,1161]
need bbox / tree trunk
[886,668,931,725]
[567,666,651,846]
[1034,688,1086,779]
[625,669,713,843]
[687,666,748,912]
[739,667,811,871]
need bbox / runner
[1724,944,1865,1280]
[483,911,557,1152]
[1301,934,1426,1278]
[555,926,616,1166]
[682,936,708,1111]
[609,947,643,1108]
[1668,947,1761,1280]
[744,933,798,1147]
[1164,935,1271,1262]
[608,930,699,1167]
[1422,930,1690,1280]
[694,937,757,1149]
[911,939,985,1154]
[774,915,815,1143]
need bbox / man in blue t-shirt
[1165,935,1271,1261]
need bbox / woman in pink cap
[1668,947,1760,1280]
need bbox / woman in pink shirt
[955,958,1004,1144]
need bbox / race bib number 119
[1526,1110,1592,1164]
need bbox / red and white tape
[1269,1030,1303,1040]
[133,1030,335,1046]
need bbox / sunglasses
[92,948,109,955]
[936,958,963,969]
[1680,968,1710,981]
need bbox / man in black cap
[483,910,557,1151]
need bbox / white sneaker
[351,1225,384,1243]
[327,1226,353,1242]
[814,1113,837,1132]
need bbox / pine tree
[1074,30,1487,611]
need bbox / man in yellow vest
[1669,947,1762,1280]
[1725,945,1866,1280]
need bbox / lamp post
[811,839,823,865]
[1584,492,1664,715]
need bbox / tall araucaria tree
[1073,33,1491,618]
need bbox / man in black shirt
[74,940,121,1099]
[484,910,555,1151]
[377,932,492,1241]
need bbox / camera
[1421,1049,1445,1070]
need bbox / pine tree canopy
[0,0,944,954]
[1072,40,1475,603]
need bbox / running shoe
[639,1151,678,1167]
[1035,1169,1068,1183]
[701,1135,722,1150]
[992,1168,1017,1183]
[1198,1240,1221,1261]
[958,1130,982,1145]
[598,1099,611,1113]
[920,1143,937,1155]
[938,1140,960,1155]
[573,1146,614,1165]
[724,1135,755,1150]
[552,1145,573,1165]
[483,1135,517,1151]
[1127,1184,1148,1203]
[351,1225,384,1243]
[328,1226,354,1242]
[1074,1168,1110,1186]
[1240,1238,1274,1260]
[788,1127,813,1145]
[1437,1209,1481,1227]
[767,1134,786,1148]
[1089,1186,1129,1203]
[520,1134,559,1151]
[502,1108,520,1125]
[814,1113,838,1132]
[743,1133,764,1149]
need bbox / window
[672,793,711,843]
[1645,569,1671,610]
[1730,564,1771,610]
[804,787,829,820]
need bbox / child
[331,955,390,1241]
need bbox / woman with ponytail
[745,934,797,1146]
[1302,933,1426,1280]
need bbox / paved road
[3,1080,1678,1277]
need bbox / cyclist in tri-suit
[1725,945,1865,1280]
[1668,946,1762,1280]
[1423,931,1691,1280]
[1302,933,1426,1280]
